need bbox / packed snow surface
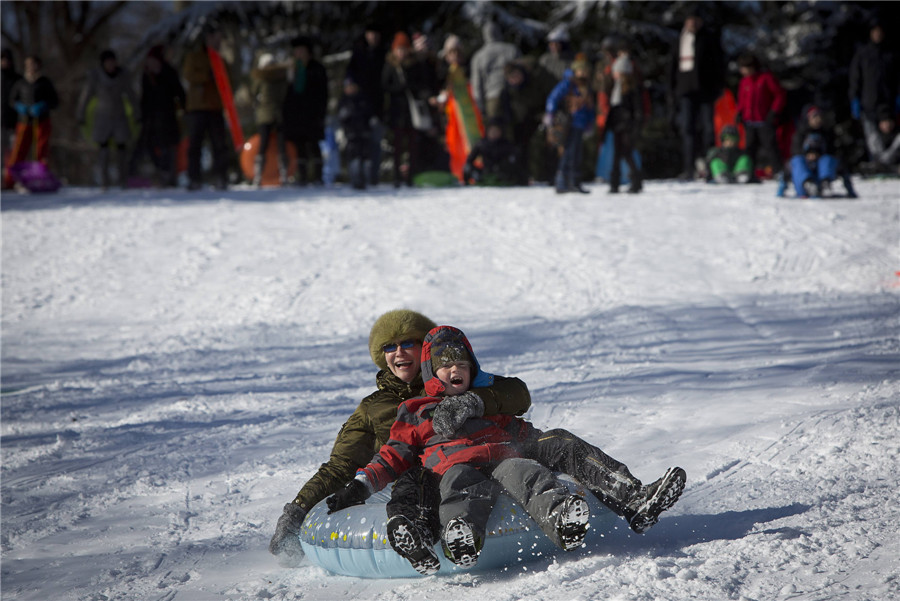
[2,180,898,601]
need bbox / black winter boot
[624,467,686,534]
[387,515,441,575]
[441,517,481,568]
[554,495,590,550]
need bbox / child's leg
[386,466,442,575]
[491,457,589,550]
[438,464,499,567]
[817,154,838,183]
[789,155,812,197]
[518,428,642,516]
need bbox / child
[249,53,289,186]
[860,104,900,174]
[735,53,785,180]
[705,125,752,184]
[780,105,857,198]
[544,55,595,194]
[4,55,59,189]
[326,325,591,574]
[602,40,643,194]
[463,116,523,186]
[337,76,375,189]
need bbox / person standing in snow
[336,75,375,190]
[848,21,899,163]
[182,25,230,191]
[470,22,520,120]
[545,55,595,193]
[76,49,140,189]
[668,12,724,181]
[269,309,687,565]
[326,325,591,574]
[3,55,59,189]
[129,45,185,188]
[345,22,387,186]
[499,58,557,183]
[596,37,643,194]
[539,25,574,82]
[249,52,289,187]
[734,52,786,180]
[283,36,328,186]
[1,47,21,183]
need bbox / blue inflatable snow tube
[299,474,620,578]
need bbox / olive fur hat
[368,309,437,370]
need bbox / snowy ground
[1,178,898,601]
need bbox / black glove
[326,479,370,514]
[268,502,307,561]
[431,391,484,438]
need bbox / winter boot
[554,495,590,551]
[627,171,643,194]
[842,173,858,198]
[387,515,441,575]
[277,157,288,186]
[441,517,481,568]
[252,155,264,188]
[625,467,686,534]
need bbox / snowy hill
[1,179,898,601]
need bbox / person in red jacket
[326,325,591,574]
[735,52,785,179]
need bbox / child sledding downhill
[326,326,592,574]
[777,105,858,199]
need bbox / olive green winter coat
[291,369,531,512]
[250,64,289,126]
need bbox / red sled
[8,161,61,193]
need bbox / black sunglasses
[382,340,417,354]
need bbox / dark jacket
[499,59,555,145]
[848,41,898,118]
[290,365,531,511]
[790,121,835,157]
[337,90,374,142]
[2,65,22,128]
[250,64,289,125]
[669,26,724,103]
[465,136,522,184]
[283,58,328,142]
[8,75,59,123]
[140,60,185,147]
[346,38,386,119]
[358,326,535,491]
[382,53,433,130]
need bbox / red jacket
[736,71,785,123]
[357,325,534,491]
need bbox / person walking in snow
[129,45,185,188]
[337,75,375,190]
[249,52,289,186]
[545,55,596,193]
[596,37,643,194]
[735,52,786,180]
[326,325,592,574]
[345,22,387,186]
[470,22,520,120]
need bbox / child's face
[436,362,471,395]
[723,138,737,148]
[879,119,895,135]
[807,113,822,129]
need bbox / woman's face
[384,340,422,383]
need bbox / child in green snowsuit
[706,125,752,184]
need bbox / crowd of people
[1,15,898,194]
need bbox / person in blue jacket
[544,56,595,194]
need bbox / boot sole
[630,467,686,534]
[387,516,441,575]
[442,518,480,569]
[556,495,590,551]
